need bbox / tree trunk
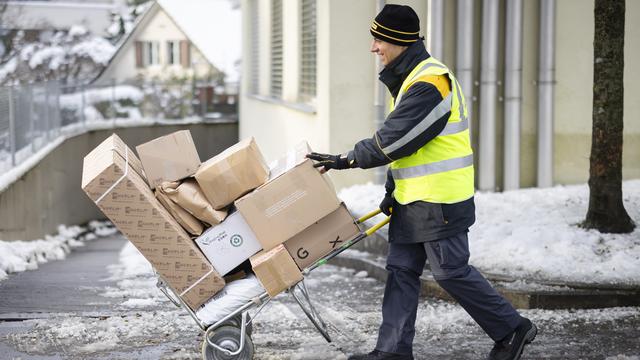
[583,0,635,233]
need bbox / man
[306,5,537,360]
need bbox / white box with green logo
[195,211,262,276]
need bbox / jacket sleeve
[384,168,395,196]
[347,81,451,169]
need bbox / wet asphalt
[0,234,639,360]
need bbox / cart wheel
[227,313,252,336]
[201,325,254,360]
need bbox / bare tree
[583,0,635,233]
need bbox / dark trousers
[375,232,522,355]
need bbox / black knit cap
[370,4,421,46]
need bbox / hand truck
[156,208,389,360]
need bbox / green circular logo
[230,235,243,247]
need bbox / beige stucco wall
[240,0,378,190]
[555,0,640,184]
[240,0,640,192]
[98,7,216,84]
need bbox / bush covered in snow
[0,26,116,86]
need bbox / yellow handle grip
[357,209,382,224]
[365,216,390,236]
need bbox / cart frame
[156,208,389,358]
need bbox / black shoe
[487,317,538,360]
[348,349,414,360]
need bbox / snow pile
[102,242,167,308]
[0,220,116,281]
[59,85,144,110]
[339,180,640,285]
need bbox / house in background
[0,0,120,37]
[239,0,640,191]
[94,0,241,109]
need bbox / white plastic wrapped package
[196,274,265,325]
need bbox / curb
[331,234,640,310]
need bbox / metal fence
[0,80,238,173]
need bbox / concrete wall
[0,122,238,241]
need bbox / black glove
[379,195,394,216]
[306,152,354,171]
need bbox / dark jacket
[347,41,475,243]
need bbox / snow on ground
[0,220,116,282]
[101,242,168,309]
[339,180,640,286]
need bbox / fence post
[8,86,16,166]
[29,85,36,152]
[81,83,86,128]
[111,78,117,127]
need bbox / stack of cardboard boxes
[82,130,361,309]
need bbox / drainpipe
[429,0,444,59]
[537,0,555,188]
[374,0,386,184]
[456,0,474,136]
[504,0,523,190]
[478,0,499,191]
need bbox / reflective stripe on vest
[388,57,475,205]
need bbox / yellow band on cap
[373,20,420,35]
[370,28,419,43]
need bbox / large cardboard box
[136,130,201,188]
[284,203,360,270]
[250,244,303,297]
[195,211,262,276]
[235,159,341,251]
[195,137,269,210]
[82,134,224,309]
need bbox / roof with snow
[157,0,241,82]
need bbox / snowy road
[0,236,639,359]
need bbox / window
[250,0,259,94]
[299,0,316,101]
[144,41,160,66]
[270,0,283,98]
[167,40,180,65]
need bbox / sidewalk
[0,233,639,359]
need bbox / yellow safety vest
[386,57,474,205]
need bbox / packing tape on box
[96,147,129,204]
[179,266,215,297]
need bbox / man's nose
[370,40,378,53]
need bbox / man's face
[370,38,407,66]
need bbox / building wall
[555,0,640,183]
[97,7,217,84]
[1,1,114,36]
[240,0,378,190]
[240,0,640,192]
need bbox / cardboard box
[195,137,269,210]
[284,203,360,270]
[235,159,341,251]
[136,130,201,188]
[83,133,148,184]
[268,141,313,180]
[82,134,224,309]
[250,244,303,297]
[195,211,262,276]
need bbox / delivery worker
[307,5,537,360]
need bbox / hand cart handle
[303,209,390,274]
